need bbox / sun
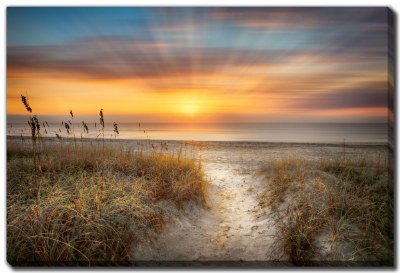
[180,97,200,117]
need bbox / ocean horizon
[7,121,389,144]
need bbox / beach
[7,6,394,267]
[121,139,390,263]
[7,137,392,265]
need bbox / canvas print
[6,7,394,266]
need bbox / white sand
[129,141,389,263]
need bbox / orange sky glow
[7,7,390,123]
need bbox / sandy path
[132,142,389,263]
[133,142,285,263]
[202,160,280,261]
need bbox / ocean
[7,121,389,144]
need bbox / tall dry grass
[7,139,207,265]
[258,156,393,265]
[7,102,207,265]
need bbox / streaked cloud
[290,81,388,109]
[7,7,390,122]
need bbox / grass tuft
[259,156,393,265]
[7,140,207,265]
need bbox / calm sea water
[7,122,388,144]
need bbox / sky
[6,7,391,123]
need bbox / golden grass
[7,139,207,265]
[258,156,393,265]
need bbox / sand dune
[132,140,390,264]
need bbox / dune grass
[258,155,393,265]
[7,139,207,265]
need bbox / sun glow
[7,8,389,123]
[180,97,201,117]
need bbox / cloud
[210,7,387,30]
[290,81,388,110]
[7,7,389,100]
[7,36,304,82]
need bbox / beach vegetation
[7,100,207,265]
[258,156,393,265]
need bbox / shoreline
[6,135,390,148]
